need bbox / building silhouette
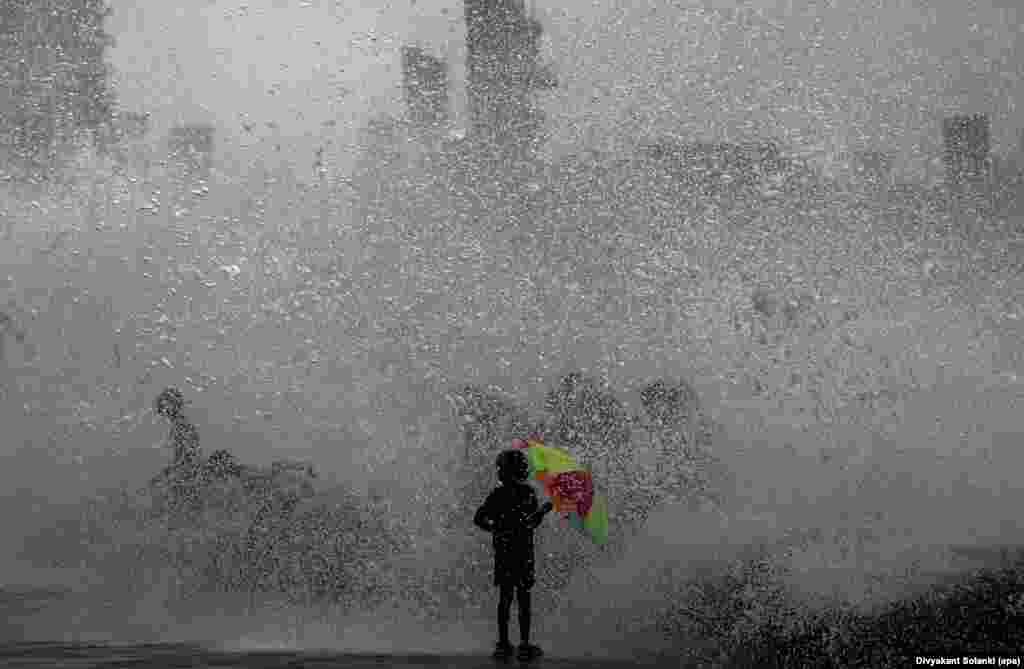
[463,0,556,156]
[401,46,449,129]
[942,114,991,188]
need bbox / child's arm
[524,501,554,530]
[474,496,497,533]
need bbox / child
[154,386,201,468]
[474,449,554,660]
[151,386,203,510]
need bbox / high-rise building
[942,114,990,187]
[463,0,556,154]
[401,46,449,129]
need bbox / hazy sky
[108,0,1023,179]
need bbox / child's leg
[515,585,531,645]
[497,582,515,645]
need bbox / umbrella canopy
[512,438,609,546]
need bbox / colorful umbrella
[512,437,609,546]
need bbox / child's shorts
[493,549,536,589]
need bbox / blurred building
[401,46,449,130]
[463,0,557,156]
[942,114,991,188]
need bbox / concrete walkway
[0,643,662,669]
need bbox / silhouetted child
[154,387,201,467]
[152,386,203,510]
[474,449,554,660]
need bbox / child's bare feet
[492,641,514,659]
[517,643,543,661]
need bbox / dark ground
[0,643,659,669]
[0,585,662,668]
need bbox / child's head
[155,386,186,420]
[496,449,530,485]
